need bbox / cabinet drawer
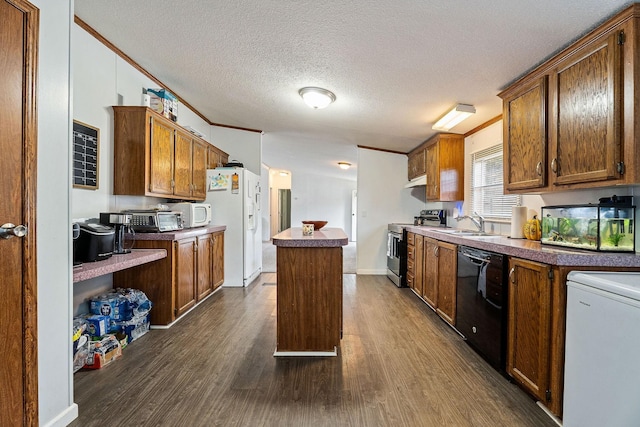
[406,271,414,288]
[407,245,415,261]
[407,232,415,246]
[407,258,415,274]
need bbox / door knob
[0,223,28,239]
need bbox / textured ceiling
[74,0,634,179]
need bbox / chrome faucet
[456,211,485,232]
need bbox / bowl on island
[302,220,328,230]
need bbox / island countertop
[272,227,348,248]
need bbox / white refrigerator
[206,167,262,287]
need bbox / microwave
[168,202,211,228]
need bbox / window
[469,144,521,218]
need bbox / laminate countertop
[128,225,226,241]
[406,225,640,267]
[272,227,349,248]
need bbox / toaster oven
[126,211,183,232]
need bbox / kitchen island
[272,227,349,356]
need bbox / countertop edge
[272,227,349,248]
[129,224,226,241]
[73,248,167,283]
[406,226,640,267]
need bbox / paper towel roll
[511,206,528,238]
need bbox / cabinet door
[503,76,548,191]
[413,236,424,296]
[422,237,438,307]
[196,234,213,301]
[174,130,193,197]
[408,149,425,180]
[212,232,225,290]
[192,140,208,199]
[207,145,220,169]
[435,242,457,326]
[148,115,175,195]
[175,238,197,317]
[425,143,439,201]
[507,257,552,403]
[551,31,622,185]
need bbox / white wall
[210,126,262,175]
[35,1,78,426]
[290,172,356,237]
[356,148,424,274]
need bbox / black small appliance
[76,223,115,262]
[99,213,134,254]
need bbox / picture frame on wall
[72,120,100,190]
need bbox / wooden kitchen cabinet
[425,134,464,201]
[413,235,424,296]
[113,228,225,326]
[507,257,552,404]
[407,147,426,180]
[422,237,438,307]
[550,31,622,186]
[175,237,198,317]
[406,232,415,290]
[207,144,229,169]
[211,231,224,290]
[417,237,457,327]
[406,133,464,201]
[502,76,548,192]
[435,241,457,325]
[499,5,640,193]
[113,106,228,201]
[196,234,213,301]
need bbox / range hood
[404,175,427,188]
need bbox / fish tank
[541,201,635,252]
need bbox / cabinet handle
[434,246,439,257]
[536,161,542,176]
[551,158,558,174]
[509,267,515,284]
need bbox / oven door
[386,231,402,286]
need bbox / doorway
[0,0,40,424]
[278,189,291,232]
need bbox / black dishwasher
[456,245,507,371]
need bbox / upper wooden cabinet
[207,144,229,169]
[502,76,548,191]
[113,106,228,201]
[550,31,622,186]
[499,5,640,193]
[407,148,426,180]
[424,134,464,201]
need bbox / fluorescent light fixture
[338,162,351,170]
[299,87,336,109]
[279,171,289,176]
[432,104,476,131]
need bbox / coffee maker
[99,213,133,254]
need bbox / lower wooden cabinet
[507,257,552,404]
[175,237,198,317]
[434,241,457,326]
[413,236,457,327]
[113,229,225,326]
[211,231,224,290]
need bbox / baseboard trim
[274,347,337,357]
[43,403,78,427]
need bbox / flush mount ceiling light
[338,162,351,170]
[299,87,336,109]
[279,171,289,176]
[432,104,476,131]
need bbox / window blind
[469,144,521,218]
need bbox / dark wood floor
[71,273,556,427]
